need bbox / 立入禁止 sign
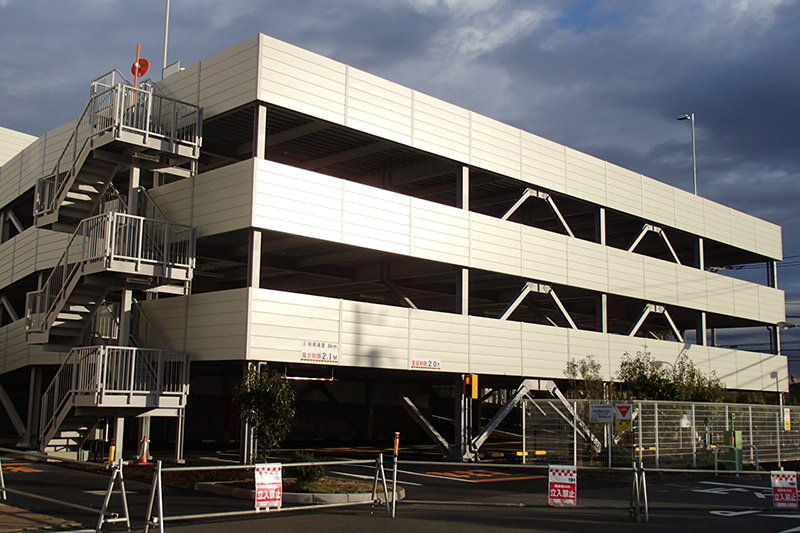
[255,463,282,511]
[548,465,577,507]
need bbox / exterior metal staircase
[39,345,189,453]
[25,210,194,348]
[34,70,201,228]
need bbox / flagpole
[162,0,170,78]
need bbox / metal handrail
[743,444,760,471]
[713,445,742,474]
[34,71,202,220]
[26,212,194,336]
[39,345,189,450]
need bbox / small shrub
[292,451,325,483]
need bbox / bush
[291,451,325,482]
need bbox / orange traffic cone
[137,436,150,464]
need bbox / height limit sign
[548,465,577,507]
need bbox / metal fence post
[573,401,578,466]
[521,400,527,465]
[654,402,660,470]
[777,407,782,468]
[638,402,643,466]
[691,403,697,468]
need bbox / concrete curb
[195,481,405,504]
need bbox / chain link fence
[522,398,800,469]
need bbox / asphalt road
[2,452,800,533]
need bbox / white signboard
[615,404,633,432]
[300,341,339,364]
[255,463,282,510]
[548,465,577,507]
[771,471,798,510]
[589,404,614,424]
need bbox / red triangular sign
[617,405,631,418]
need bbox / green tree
[564,355,607,399]
[616,349,726,402]
[236,366,296,458]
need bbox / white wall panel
[521,131,567,193]
[673,190,705,238]
[676,264,708,310]
[703,201,733,245]
[758,285,785,324]
[470,113,522,180]
[410,200,470,264]
[607,247,644,298]
[709,346,740,389]
[732,278,760,321]
[0,126,35,166]
[606,163,642,217]
[470,213,522,276]
[254,160,343,242]
[343,181,411,255]
[521,227,568,285]
[159,63,200,105]
[260,35,346,124]
[754,218,783,259]
[729,211,757,249]
[569,329,611,380]
[346,68,413,145]
[642,178,675,227]
[705,275,736,317]
[469,316,522,375]
[340,301,409,370]
[0,153,21,209]
[565,148,606,204]
[567,238,608,291]
[412,92,471,162]
[410,309,469,372]
[642,256,677,303]
[522,323,569,376]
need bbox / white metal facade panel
[568,329,612,380]
[521,131,567,193]
[468,316,523,375]
[642,178,676,227]
[260,35,346,124]
[705,275,736,317]
[567,238,608,292]
[565,148,606,204]
[470,113,522,181]
[732,279,761,321]
[673,190,705,238]
[198,40,259,116]
[254,159,344,242]
[410,200,470,264]
[411,91,471,162]
[607,247,645,298]
[642,256,678,303]
[470,213,522,276]
[521,323,570,376]
[340,301,409,370]
[676,264,708,310]
[409,309,469,372]
[605,163,643,217]
[709,347,740,388]
[758,285,785,324]
[730,211,757,248]
[346,67,413,145]
[342,181,411,256]
[754,217,783,259]
[703,201,733,245]
[521,226,568,285]
[0,126,35,166]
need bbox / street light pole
[677,113,697,195]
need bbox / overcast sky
[1,0,798,372]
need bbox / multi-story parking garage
[0,34,787,462]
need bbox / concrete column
[129,166,141,215]
[253,103,268,160]
[113,417,125,464]
[454,375,473,461]
[119,290,133,347]
[175,408,186,463]
[596,207,606,245]
[240,362,257,464]
[137,416,152,460]
[696,312,708,346]
[597,294,608,333]
[248,229,262,289]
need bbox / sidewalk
[0,503,81,532]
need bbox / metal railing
[26,211,194,336]
[523,398,800,470]
[39,345,189,449]
[34,69,202,220]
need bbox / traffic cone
[137,436,150,464]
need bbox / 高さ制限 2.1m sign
[300,340,339,364]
